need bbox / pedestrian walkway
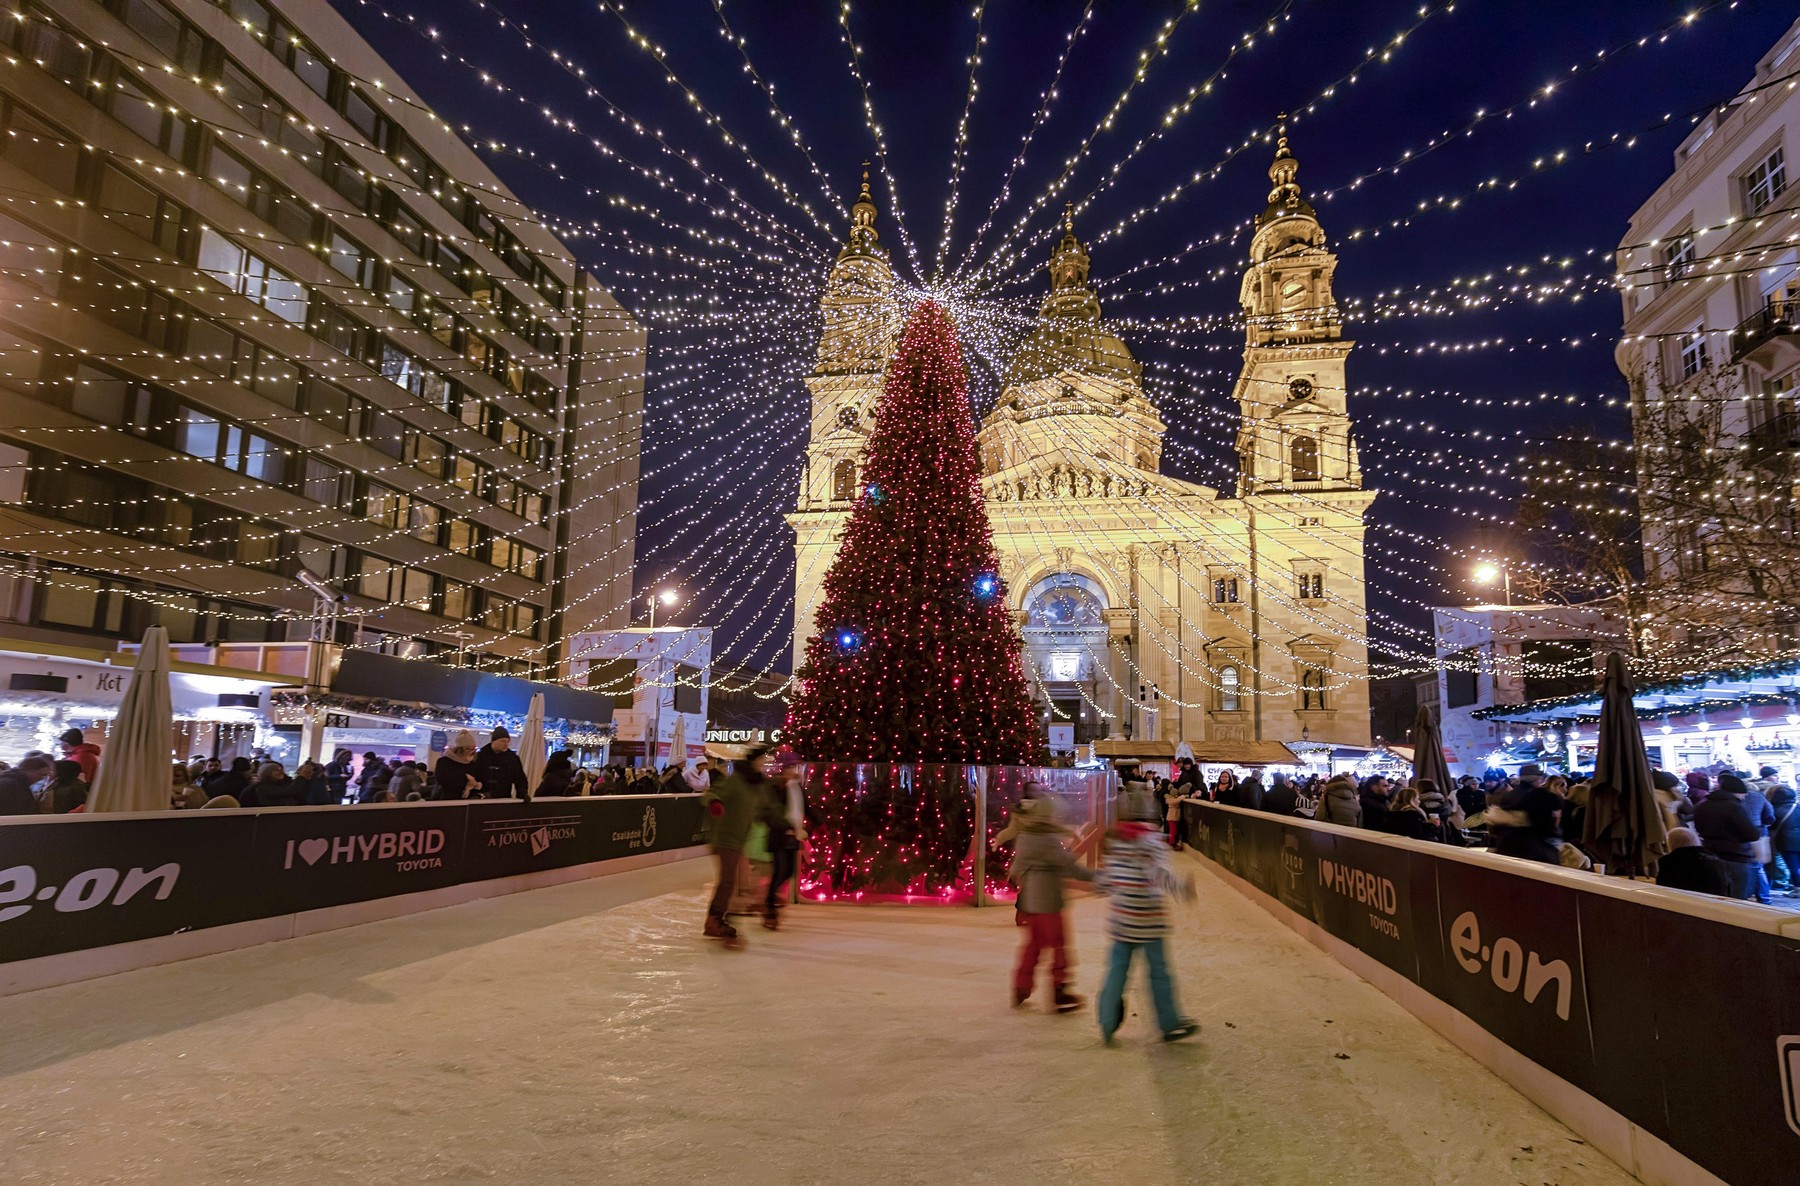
[0,858,1639,1185]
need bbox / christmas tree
[785,301,1046,764]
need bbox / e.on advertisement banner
[0,814,257,963]
[0,796,708,968]
[1181,801,1800,1186]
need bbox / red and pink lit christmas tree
[785,301,1044,765]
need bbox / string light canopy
[0,0,1791,714]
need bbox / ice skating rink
[1,856,1639,1186]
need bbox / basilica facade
[788,136,1373,749]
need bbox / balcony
[1730,296,1800,369]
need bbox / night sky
[333,0,1798,677]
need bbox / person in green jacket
[701,745,782,944]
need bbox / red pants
[1013,910,1071,994]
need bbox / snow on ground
[0,855,1639,1186]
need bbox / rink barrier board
[1181,800,1800,1186]
[0,795,707,991]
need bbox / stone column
[1102,609,1134,740]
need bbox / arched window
[1219,665,1241,713]
[1301,669,1328,711]
[1290,435,1320,483]
[831,459,856,502]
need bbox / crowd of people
[0,728,106,815]
[1152,755,1798,905]
[0,723,723,816]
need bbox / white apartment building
[1614,18,1800,656]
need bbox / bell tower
[799,167,898,512]
[1232,121,1361,495]
[788,169,899,667]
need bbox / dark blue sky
[335,0,1798,675]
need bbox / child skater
[1007,789,1093,1012]
[1093,787,1199,1044]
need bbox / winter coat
[207,769,249,802]
[1009,826,1093,914]
[1382,806,1440,842]
[536,760,577,797]
[1694,792,1761,863]
[1237,777,1266,812]
[1489,783,1562,864]
[473,744,529,799]
[1769,784,1800,852]
[1358,786,1392,829]
[249,774,305,808]
[1651,787,1695,837]
[1418,789,1461,827]
[1742,789,1776,837]
[431,755,479,801]
[1314,777,1362,827]
[389,767,425,801]
[1455,783,1486,820]
[0,768,39,815]
[1093,827,1190,942]
[62,742,101,783]
[325,758,352,798]
[298,772,333,806]
[1655,846,1733,897]
[1263,781,1300,817]
[702,771,762,852]
[45,776,87,814]
[354,762,384,799]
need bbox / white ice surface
[0,857,1639,1185]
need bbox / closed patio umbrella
[1584,650,1667,876]
[88,626,173,813]
[520,692,546,798]
[668,713,688,773]
[1411,704,1457,819]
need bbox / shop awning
[0,633,300,687]
[1180,740,1300,766]
[1092,739,1176,759]
[1091,739,1301,766]
[329,650,613,728]
[0,632,296,718]
[1476,656,1800,725]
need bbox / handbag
[1752,835,1774,865]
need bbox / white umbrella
[520,692,547,796]
[88,626,173,813]
[667,713,687,773]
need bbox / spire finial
[1064,200,1074,235]
[840,159,882,260]
[1266,114,1301,210]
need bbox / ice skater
[760,750,809,930]
[1092,789,1199,1044]
[1006,790,1093,1012]
[701,746,773,946]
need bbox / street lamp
[645,589,679,771]
[1472,559,1512,606]
[647,588,679,630]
